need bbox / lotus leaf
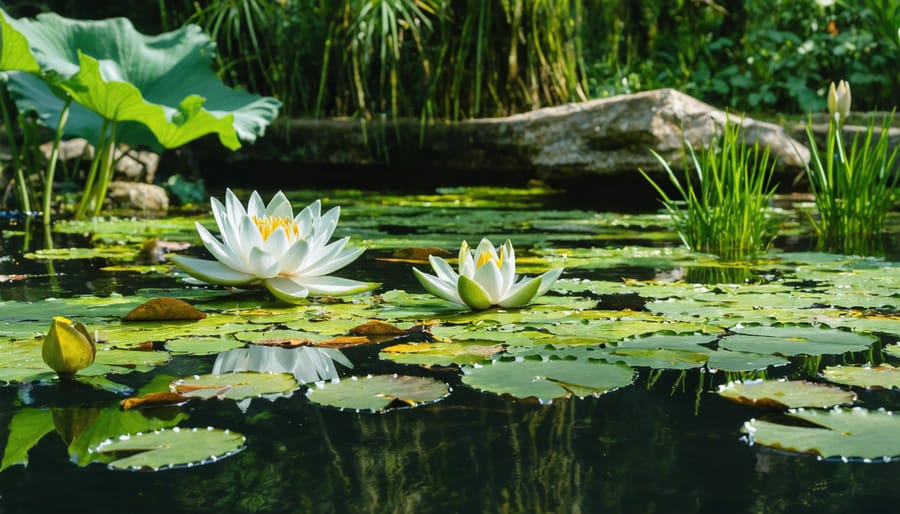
[822,364,900,390]
[171,371,300,401]
[95,427,246,471]
[718,379,856,409]
[380,341,504,366]
[306,374,450,413]
[719,325,876,356]
[461,359,635,403]
[743,408,900,461]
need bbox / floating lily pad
[822,364,900,390]
[23,246,139,261]
[165,336,245,355]
[171,371,299,401]
[705,351,790,372]
[719,325,876,356]
[461,359,635,403]
[718,380,856,409]
[306,374,450,413]
[380,341,504,366]
[742,408,900,462]
[95,427,246,471]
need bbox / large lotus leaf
[743,408,900,461]
[461,359,635,403]
[4,11,280,149]
[306,374,450,413]
[172,371,300,401]
[598,347,710,370]
[822,364,900,390]
[718,379,856,409]
[95,426,246,471]
[0,12,39,72]
[719,325,876,356]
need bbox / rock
[105,181,169,212]
[39,139,160,183]
[237,88,809,185]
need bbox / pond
[0,186,899,514]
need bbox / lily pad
[743,408,900,462]
[461,359,635,403]
[165,336,245,355]
[171,371,300,401]
[718,379,856,409]
[95,426,246,471]
[822,364,900,390]
[306,374,450,413]
[380,341,504,367]
[719,325,876,356]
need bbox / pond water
[0,186,899,514]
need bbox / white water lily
[169,189,377,304]
[413,238,563,310]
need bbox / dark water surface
[0,189,898,514]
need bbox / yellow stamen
[476,247,503,269]
[252,215,301,242]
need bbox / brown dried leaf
[120,391,190,410]
[350,320,409,336]
[122,297,206,321]
[314,336,371,348]
[256,338,313,348]
[377,247,454,263]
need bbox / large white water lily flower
[413,238,563,310]
[169,189,377,304]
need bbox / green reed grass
[639,118,779,262]
[804,113,899,254]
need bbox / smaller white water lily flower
[169,189,377,304]
[42,316,96,375]
[413,238,563,310]
[827,80,851,122]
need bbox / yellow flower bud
[41,316,97,375]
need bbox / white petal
[458,241,475,277]
[247,190,266,217]
[315,206,340,241]
[225,189,247,227]
[302,244,364,277]
[535,267,564,297]
[265,191,293,219]
[472,260,504,302]
[168,255,257,285]
[475,238,499,263]
[195,221,248,272]
[293,275,379,296]
[263,276,310,304]
[238,215,264,249]
[499,241,517,292]
[413,268,464,305]
[295,236,349,275]
[248,246,280,278]
[429,255,458,283]
[279,238,310,273]
[262,225,291,261]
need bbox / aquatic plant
[804,80,899,254]
[0,10,280,219]
[169,189,377,304]
[638,117,779,262]
[413,237,563,310]
[41,316,96,375]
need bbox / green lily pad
[743,408,900,462]
[705,350,790,372]
[379,341,504,367]
[165,336,245,355]
[23,246,140,261]
[461,359,635,403]
[172,371,300,401]
[306,374,450,413]
[0,408,55,471]
[822,364,900,390]
[718,379,856,409]
[719,325,877,356]
[95,426,246,471]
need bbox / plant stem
[74,118,110,220]
[42,97,71,225]
[90,121,118,218]
[0,88,31,213]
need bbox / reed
[639,118,779,262]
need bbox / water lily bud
[41,316,97,375]
[827,80,851,122]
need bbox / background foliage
[4,0,900,119]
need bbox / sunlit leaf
[306,374,450,413]
[718,379,856,409]
[95,427,246,471]
[171,371,299,401]
[743,408,900,461]
[122,297,206,321]
[719,324,877,356]
[0,408,54,471]
[461,359,635,403]
[822,364,900,390]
